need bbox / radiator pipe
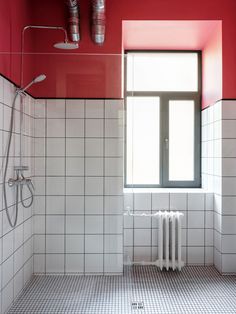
[91,0,106,45]
[65,0,80,42]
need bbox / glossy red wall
[1,0,236,105]
[0,0,34,87]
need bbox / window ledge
[123,188,208,194]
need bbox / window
[125,51,201,188]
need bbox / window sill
[123,187,207,194]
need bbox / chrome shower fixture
[3,73,46,228]
[17,74,46,95]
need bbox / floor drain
[131,302,144,310]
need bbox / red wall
[0,0,33,87]
[1,0,236,104]
[202,23,222,109]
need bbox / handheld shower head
[18,74,46,94]
[33,74,46,83]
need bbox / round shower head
[54,41,79,50]
[33,74,46,83]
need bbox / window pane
[127,53,198,92]
[126,97,160,185]
[169,100,194,181]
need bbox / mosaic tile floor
[8,266,236,313]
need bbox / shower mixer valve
[8,166,34,190]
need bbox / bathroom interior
[0,0,236,313]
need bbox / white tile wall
[202,100,236,273]
[34,99,124,275]
[0,75,34,312]
[124,191,213,266]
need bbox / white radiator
[157,211,184,271]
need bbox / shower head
[18,74,46,94]
[33,74,46,83]
[54,41,79,50]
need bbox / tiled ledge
[123,188,208,194]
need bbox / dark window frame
[124,50,202,188]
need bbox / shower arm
[20,25,68,87]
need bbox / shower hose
[3,91,34,228]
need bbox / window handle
[164,138,169,149]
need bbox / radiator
[157,211,184,271]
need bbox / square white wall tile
[85,196,103,215]
[46,254,64,273]
[47,99,65,118]
[66,138,84,156]
[221,100,236,119]
[47,138,65,156]
[134,193,152,212]
[34,254,45,273]
[104,196,123,214]
[66,216,84,234]
[46,235,64,253]
[46,216,64,234]
[187,229,204,246]
[134,229,151,246]
[222,235,236,253]
[105,177,123,195]
[34,216,45,234]
[85,138,103,156]
[222,139,236,157]
[134,247,151,263]
[46,196,65,215]
[105,138,123,157]
[105,157,123,176]
[34,235,45,254]
[85,254,103,273]
[66,119,84,137]
[85,216,103,234]
[46,158,65,176]
[34,99,46,118]
[222,254,236,273]
[188,211,204,228]
[66,157,84,176]
[85,158,103,176]
[104,254,123,273]
[105,99,123,119]
[65,254,84,273]
[66,177,84,195]
[85,99,104,118]
[85,119,103,137]
[35,119,45,137]
[47,119,65,137]
[46,177,65,195]
[187,247,204,265]
[188,193,205,211]
[105,119,123,138]
[85,177,103,195]
[66,235,84,253]
[66,196,84,214]
[170,193,187,211]
[152,193,169,211]
[222,120,236,138]
[66,99,84,118]
[104,215,123,234]
[104,235,123,253]
[85,235,103,253]
[124,229,133,246]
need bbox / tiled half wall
[33,99,124,275]
[0,75,34,313]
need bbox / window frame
[124,50,202,188]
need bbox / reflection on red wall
[0,0,236,104]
